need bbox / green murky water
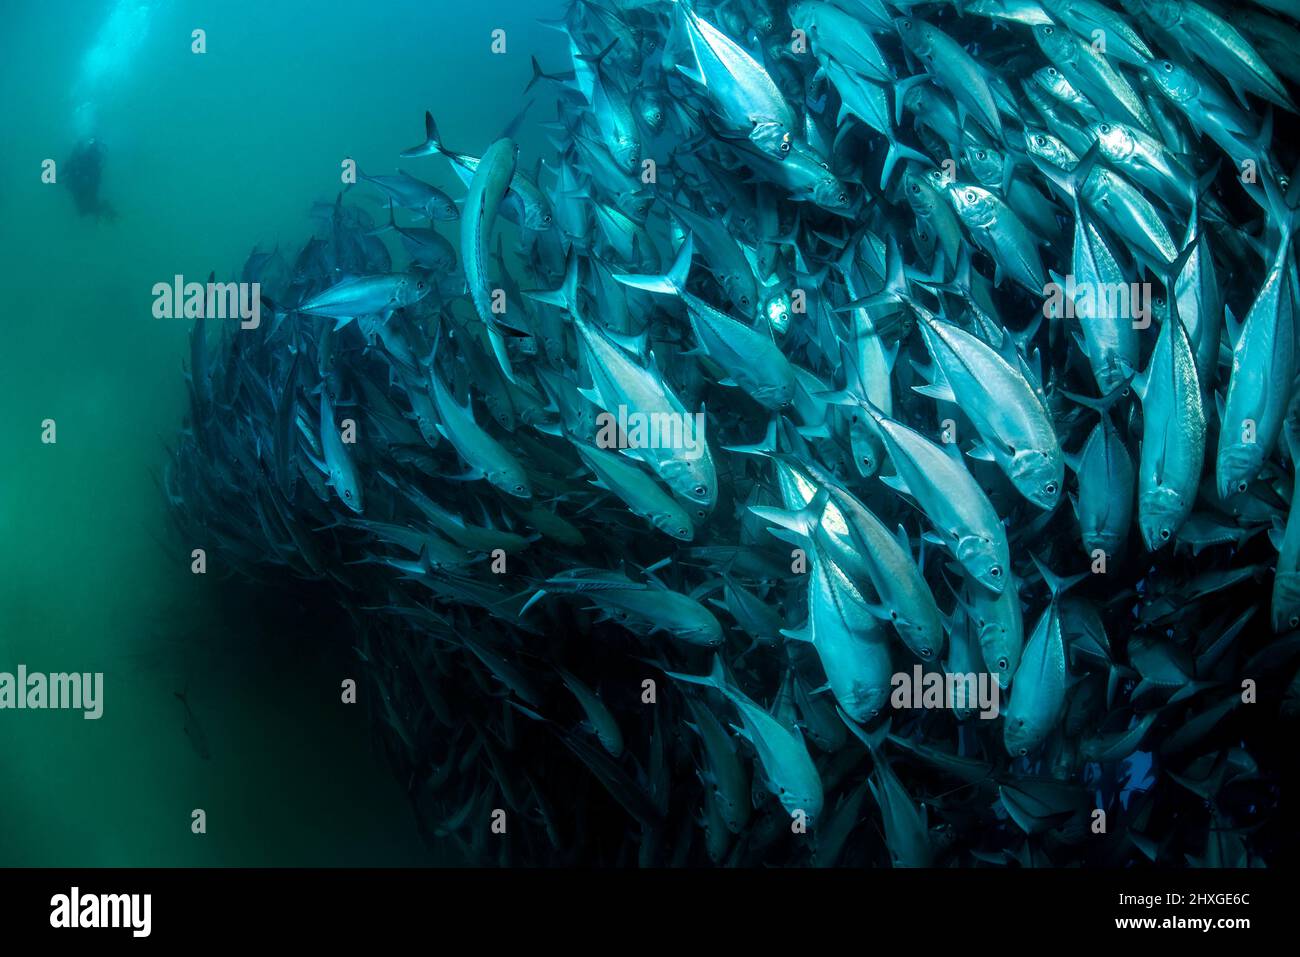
[0,0,561,866]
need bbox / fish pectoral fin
[1224,304,1244,348]
[1168,680,1218,705]
[1226,78,1253,113]
[879,472,912,497]
[796,423,833,440]
[862,601,892,622]
[1151,444,1166,487]
[1269,524,1285,552]
[727,722,752,744]
[603,327,649,355]
[894,523,913,555]
[673,46,707,83]
[762,528,806,549]
[912,382,957,403]
[298,426,329,467]
[780,623,814,644]
[576,385,605,407]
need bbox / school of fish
[167,0,1300,866]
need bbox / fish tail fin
[665,653,727,692]
[1192,161,1219,212]
[527,251,581,313]
[366,203,399,237]
[525,57,548,93]
[502,100,533,141]
[881,140,929,191]
[1029,553,1087,599]
[576,38,618,69]
[854,233,912,314]
[423,111,442,151]
[505,699,549,724]
[1034,140,1102,202]
[1059,380,1132,415]
[838,707,889,753]
[721,416,778,457]
[1251,107,1275,170]
[518,587,550,618]
[399,111,443,158]
[1263,161,1300,249]
[851,393,889,427]
[535,12,570,32]
[612,234,694,295]
[748,487,831,541]
[892,75,929,126]
[1159,230,1202,303]
[832,227,865,283]
[1284,382,1300,460]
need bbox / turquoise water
[0,0,562,866]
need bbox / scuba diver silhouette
[63,137,117,221]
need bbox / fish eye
[976,150,986,161]
[1159,528,1171,540]
[990,565,1002,578]
[514,483,526,494]
[695,508,706,519]
[1035,135,1047,146]
[1099,123,1110,133]
[344,489,353,499]
[820,161,830,170]
[677,527,688,537]
[890,610,898,620]
[997,657,1009,671]
[1045,482,1057,495]
[1236,480,1248,493]
[910,182,921,194]
[1291,616,1299,628]
[1043,26,1054,35]
[741,295,750,305]
[965,189,978,203]
[920,648,932,659]
[1163,62,1174,72]
[1019,747,1028,756]
[780,141,791,153]
[837,192,847,204]
[694,484,706,496]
